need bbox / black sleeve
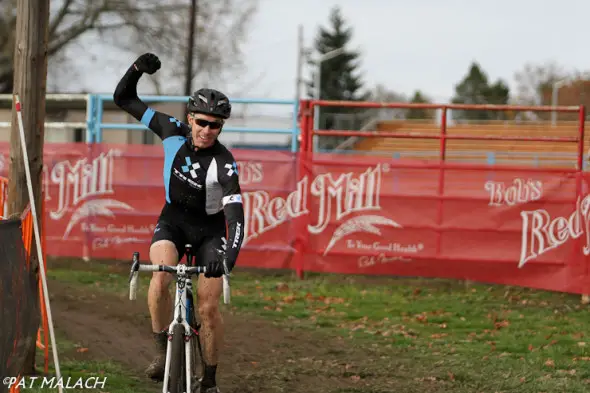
[113,65,188,140]
[217,154,245,270]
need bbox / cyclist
[113,53,245,393]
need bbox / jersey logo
[232,222,242,248]
[224,162,238,176]
[169,117,181,127]
[181,157,200,179]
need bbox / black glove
[133,53,161,75]
[205,248,229,278]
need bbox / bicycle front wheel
[168,323,186,393]
[189,297,203,381]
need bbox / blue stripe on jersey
[141,108,155,127]
[162,136,186,203]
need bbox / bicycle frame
[128,244,231,393]
[163,262,196,393]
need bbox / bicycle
[128,244,231,393]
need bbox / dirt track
[48,277,395,393]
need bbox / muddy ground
[47,274,398,393]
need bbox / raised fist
[133,53,161,75]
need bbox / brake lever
[129,252,140,282]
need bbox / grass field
[27,258,590,392]
[13,332,154,393]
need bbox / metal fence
[85,94,301,152]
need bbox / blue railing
[85,94,300,152]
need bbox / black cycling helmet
[187,88,232,119]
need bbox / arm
[219,157,245,271]
[113,54,186,140]
[112,64,148,123]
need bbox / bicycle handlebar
[128,252,231,305]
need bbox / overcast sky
[56,0,590,105]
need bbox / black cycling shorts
[150,206,227,266]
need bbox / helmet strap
[186,126,198,151]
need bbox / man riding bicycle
[113,53,245,393]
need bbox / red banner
[1,142,590,294]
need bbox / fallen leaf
[557,369,576,375]
[544,359,555,367]
[415,313,428,323]
[283,295,297,303]
[494,320,510,330]
[323,297,346,304]
[76,347,88,353]
[547,340,558,347]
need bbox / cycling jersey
[113,65,245,269]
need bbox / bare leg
[148,240,178,330]
[197,275,223,388]
[145,240,178,380]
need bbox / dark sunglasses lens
[195,119,222,129]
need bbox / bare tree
[365,84,408,120]
[512,61,590,121]
[0,0,259,94]
[369,84,407,103]
[512,61,568,106]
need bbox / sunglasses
[193,118,223,130]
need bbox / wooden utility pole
[184,0,198,118]
[7,0,50,375]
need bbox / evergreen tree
[406,90,435,120]
[451,62,510,121]
[306,6,368,150]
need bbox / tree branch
[48,0,75,40]
[0,0,259,94]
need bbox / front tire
[168,323,186,393]
[188,294,202,381]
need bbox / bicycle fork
[162,275,195,393]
